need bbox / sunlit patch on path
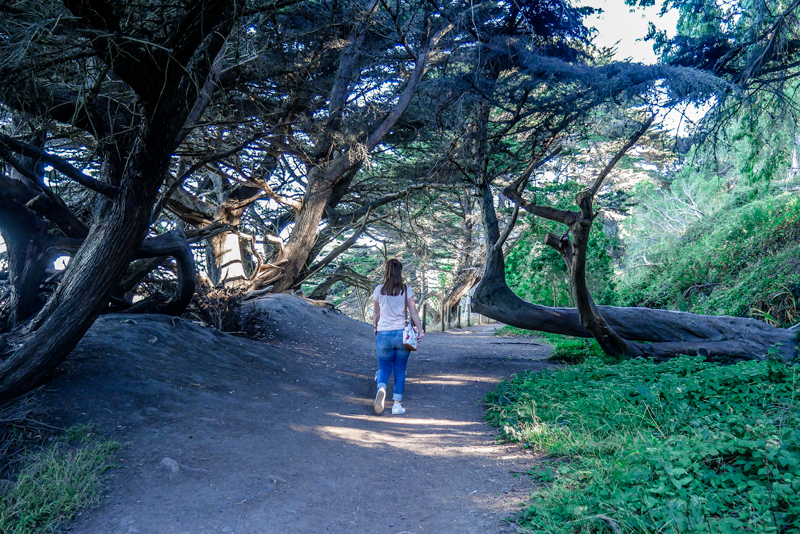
[56,317,555,534]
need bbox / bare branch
[587,114,654,198]
[494,204,519,253]
[0,162,89,238]
[0,134,118,197]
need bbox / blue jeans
[376,329,410,401]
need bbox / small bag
[403,322,418,351]
[402,286,418,351]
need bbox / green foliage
[506,227,570,307]
[618,192,800,326]
[485,357,800,533]
[494,326,616,364]
[506,182,618,308]
[652,0,800,102]
[549,337,613,364]
[494,325,567,347]
[494,325,537,337]
[0,425,120,534]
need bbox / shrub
[618,193,800,327]
[549,337,612,364]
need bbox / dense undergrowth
[485,357,800,533]
[618,191,800,326]
[492,124,800,532]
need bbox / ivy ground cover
[485,356,800,533]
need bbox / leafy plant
[494,325,538,337]
[549,337,613,364]
[486,357,800,533]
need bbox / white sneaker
[374,387,386,414]
[392,403,406,415]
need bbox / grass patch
[494,325,539,337]
[485,356,800,533]
[0,424,120,534]
[494,326,568,346]
[548,337,616,365]
[495,326,617,364]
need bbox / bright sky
[578,0,709,134]
[578,0,680,64]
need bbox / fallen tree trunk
[471,163,799,363]
[473,269,798,361]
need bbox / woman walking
[372,259,424,415]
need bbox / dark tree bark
[125,234,196,316]
[0,190,50,328]
[263,172,336,292]
[0,143,173,400]
[250,10,454,293]
[0,0,243,401]
[0,127,80,328]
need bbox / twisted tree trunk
[0,126,168,400]
[262,171,335,292]
[0,0,240,401]
[250,13,451,293]
[205,185,262,289]
[472,156,799,363]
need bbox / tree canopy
[0,0,799,400]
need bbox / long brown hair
[380,258,406,296]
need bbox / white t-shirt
[373,284,414,331]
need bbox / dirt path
[44,297,555,534]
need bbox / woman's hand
[414,325,424,342]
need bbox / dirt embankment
[41,294,554,534]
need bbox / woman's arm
[373,300,380,336]
[407,296,425,340]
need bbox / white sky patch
[637,161,660,172]
[54,255,70,270]
[579,0,680,64]
[658,100,715,136]
[278,223,293,241]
